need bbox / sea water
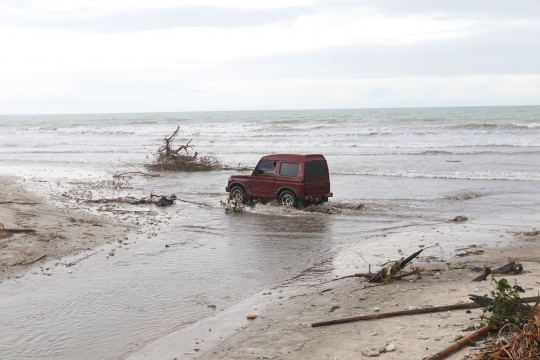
[0,106,539,359]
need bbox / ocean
[0,106,539,359]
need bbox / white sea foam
[333,169,540,181]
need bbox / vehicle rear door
[251,160,275,197]
[305,161,330,195]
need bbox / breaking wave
[332,169,540,181]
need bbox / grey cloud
[323,0,540,19]
[1,5,315,32]
[227,22,540,79]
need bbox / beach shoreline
[2,173,539,360]
[0,176,133,283]
[189,216,540,360]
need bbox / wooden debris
[491,261,523,275]
[470,305,540,359]
[426,325,491,360]
[472,267,491,281]
[311,296,540,328]
[393,267,425,280]
[4,228,36,233]
[456,249,484,257]
[312,303,482,327]
[10,254,47,266]
[468,294,533,318]
[57,252,98,267]
[368,249,423,283]
[0,201,40,205]
[145,126,222,172]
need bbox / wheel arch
[276,186,298,200]
[230,182,248,195]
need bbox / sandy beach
[194,231,540,360]
[2,175,540,360]
[0,176,132,282]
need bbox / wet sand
[184,218,539,359]
[2,174,539,359]
[0,177,132,282]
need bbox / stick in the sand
[314,273,372,286]
[368,249,423,283]
[310,296,540,327]
[471,267,490,281]
[311,303,481,327]
[5,228,36,233]
[57,252,98,267]
[10,254,47,266]
[426,325,491,360]
[0,201,40,205]
[175,198,210,207]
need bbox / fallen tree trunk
[368,249,423,283]
[311,296,540,328]
[426,325,492,360]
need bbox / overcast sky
[1,0,540,114]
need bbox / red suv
[225,154,332,208]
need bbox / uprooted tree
[145,126,222,172]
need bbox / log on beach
[311,296,540,328]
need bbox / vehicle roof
[259,154,326,162]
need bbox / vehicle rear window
[279,163,299,177]
[306,162,327,177]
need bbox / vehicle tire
[229,186,247,204]
[279,190,297,207]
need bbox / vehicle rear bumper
[299,193,333,201]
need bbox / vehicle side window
[306,162,327,177]
[279,163,299,177]
[257,161,274,175]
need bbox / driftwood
[315,273,373,286]
[312,303,483,327]
[110,161,160,178]
[175,198,210,207]
[10,254,47,266]
[146,127,221,172]
[426,325,492,360]
[86,197,152,205]
[472,267,491,281]
[149,194,209,207]
[57,252,98,267]
[368,249,424,283]
[4,228,36,233]
[393,267,424,280]
[311,296,540,328]
[456,249,484,257]
[491,261,523,275]
[0,201,40,205]
[468,294,532,318]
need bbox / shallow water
[1,106,539,359]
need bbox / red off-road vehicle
[225,154,332,208]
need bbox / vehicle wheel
[279,190,297,207]
[229,186,247,204]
